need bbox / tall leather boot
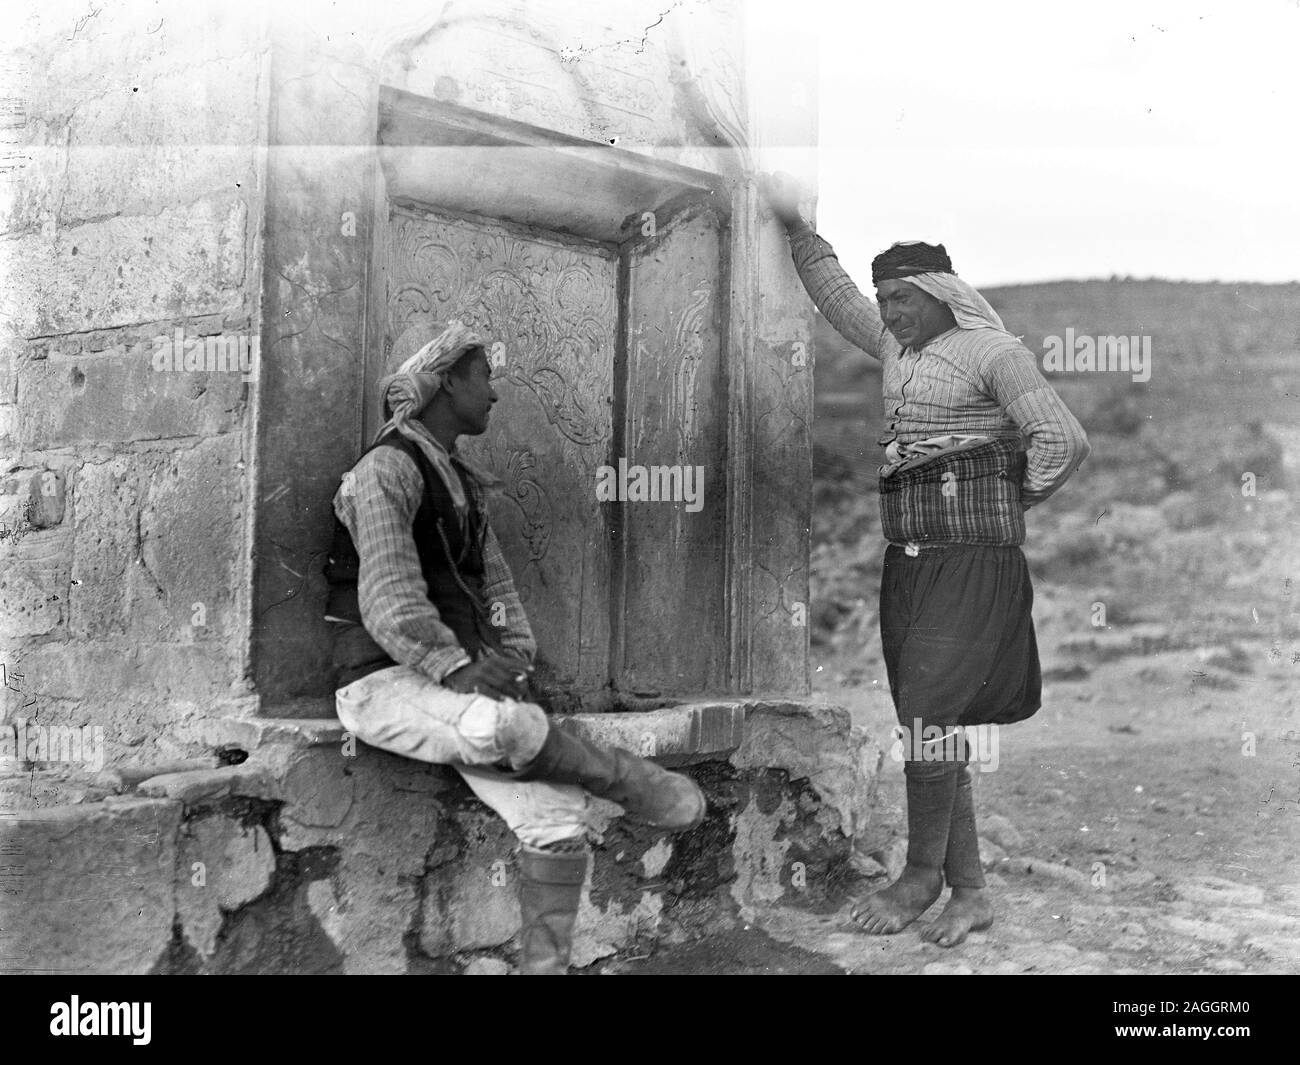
[511,723,706,831]
[517,846,588,975]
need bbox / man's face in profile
[876,279,956,350]
[446,348,498,435]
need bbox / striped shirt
[332,446,536,683]
[788,220,1090,508]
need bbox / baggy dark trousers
[880,543,1042,889]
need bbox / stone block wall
[2,2,269,760]
[3,0,819,745]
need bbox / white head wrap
[373,320,499,520]
[895,272,1008,334]
[899,270,1008,332]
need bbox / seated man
[324,321,705,974]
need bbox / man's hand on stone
[759,171,805,229]
[443,653,533,700]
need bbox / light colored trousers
[335,664,591,849]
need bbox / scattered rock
[1114,933,1149,952]
[849,852,888,879]
[980,814,1025,852]
[1115,869,1158,891]
[1006,943,1083,972]
[873,838,907,881]
[639,839,673,880]
[1043,664,1091,682]
[1210,908,1300,935]
[192,816,275,910]
[1154,915,1238,945]
[922,962,973,975]
[137,764,277,805]
[1188,670,1238,691]
[1058,624,1175,662]
[1161,491,1223,531]
[1112,920,1150,952]
[1174,876,1265,908]
[1247,936,1300,965]
[91,769,128,794]
[113,758,221,787]
[307,880,342,941]
[1005,857,1093,892]
[280,750,356,827]
[175,815,276,956]
[978,837,1007,869]
[1195,644,1254,675]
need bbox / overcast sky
[753,0,1300,287]
[13,0,1294,287]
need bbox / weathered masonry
[2,0,881,973]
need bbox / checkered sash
[878,438,1027,545]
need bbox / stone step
[6,699,882,974]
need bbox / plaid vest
[325,435,503,687]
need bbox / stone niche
[372,91,731,711]
[251,0,815,716]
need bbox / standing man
[764,175,1090,947]
[325,321,705,974]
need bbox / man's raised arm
[763,173,889,363]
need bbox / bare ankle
[899,864,943,889]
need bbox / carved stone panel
[383,205,616,700]
[618,208,727,694]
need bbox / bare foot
[920,887,993,948]
[850,866,943,935]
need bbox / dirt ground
[609,632,1299,976]
[796,631,1299,975]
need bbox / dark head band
[871,241,955,285]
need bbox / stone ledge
[194,698,816,766]
[558,701,750,763]
[132,700,876,837]
[189,716,348,752]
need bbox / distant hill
[812,279,1300,479]
[812,279,1300,395]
